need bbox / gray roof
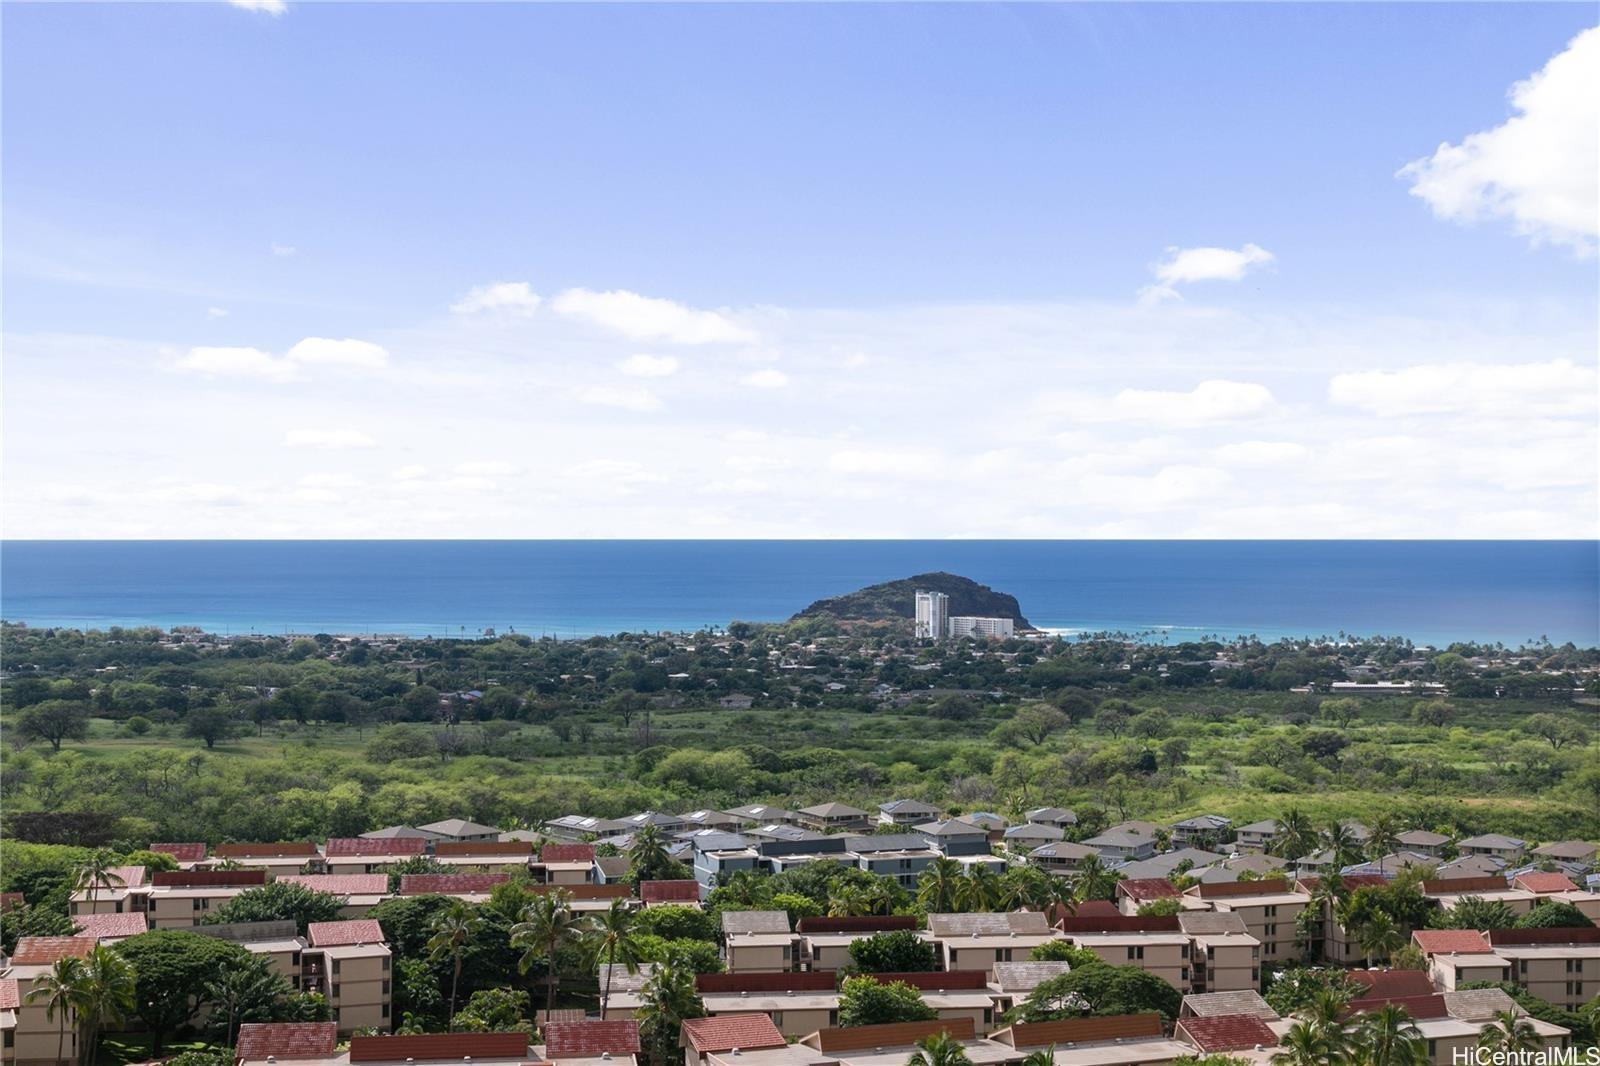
[1105,820,1160,837]
[916,818,988,837]
[1179,912,1250,936]
[800,802,869,818]
[927,911,1052,938]
[1532,839,1597,859]
[1031,841,1097,860]
[598,962,659,993]
[1181,990,1277,1019]
[725,804,798,821]
[843,833,928,854]
[720,910,793,935]
[594,856,631,878]
[990,961,1073,992]
[1172,815,1233,831]
[1434,855,1508,878]
[418,818,502,837]
[1026,807,1077,824]
[1194,854,1288,883]
[879,799,941,815]
[747,824,828,842]
[361,825,441,840]
[1442,989,1520,1021]
[1396,829,1451,847]
[621,811,685,828]
[1112,848,1224,880]
[1458,833,1527,849]
[1236,820,1280,835]
[1085,830,1151,848]
[690,831,754,852]
[1005,824,1065,842]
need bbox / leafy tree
[1517,901,1594,929]
[837,976,937,1027]
[1263,968,1359,1018]
[426,899,484,1029]
[15,700,91,750]
[1430,896,1517,931]
[634,904,717,943]
[1,901,76,955]
[847,929,937,973]
[392,955,446,1031]
[117,930,251,1054]
[205,882,347,935]
[454,987,532,1033]
[629,826,692,884]
[1270,1020,1339,1066]
[1019,964,1181,1023]
[204,953,297,1048]
[1029,941,1102,967]
[184,706,239,749]
[1410,701,1456,728]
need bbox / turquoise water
[1,540,1595,647]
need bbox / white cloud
[828,449,940,479]
[739,368,790,389]
[451,281,541,317]
[455,460,518,477]
[206,307,229,320]
[1213,440,1310,466]
[1328,359,1597,417]
[1045,380,1277,426]
[230,0,286,13]
[1141,243,1274,301]
[153,481,246,505]
[285,337,390,369]
[283,428,377,449]
[177,346,297,382]
[575,385,662,412]
[617,354,681,378]
[270,242,296,256]
[1399,26,1599,254]
[550,288,756,344]
[1078,465,1234,512]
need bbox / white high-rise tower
[915,590,949,640]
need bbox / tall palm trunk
[602,942,617,1015]
[448,957,462,1030]
[545,934,559,1018]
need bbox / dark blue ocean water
[1,541,1595,647]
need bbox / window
[193,899,202,911]
[382,1003,390,1018]
[332,983,340,1000]
[382,956,391,972]
[1265,905,1278,917]
[382,980,391,995]
[332,960,341,975]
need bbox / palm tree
[512,888,582,1021]
[1274,808,1319,861]
[829,884,871,918]
[77,944,136,1066]
[956,866,1000,912]
[637,961,706,1066]
[426,898,484,1029]
[1367,815,1401,875]
[204,955,285,1049]
[1360,1004,1428,1066]
[73,850,126,911]
[25,956,88,1066]
[916,857,964,913]
[1042,874,1078,920]
[1073,856,1121,903]
[1270,1020,1336,1066]
[1478,1010,1541,1054]
[1321,821,1363,871]
[907,1030,973,1066]
[1355,911,1405,968]
[628,825,672,882]
[587,898,644,1017]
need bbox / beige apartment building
[304,920,393,1033]
[695,972,838,1038]
[1057,916,1191,994]
[146,869,268,928]
[1177,913,1260,993]
[721,911,797,973]
[1487,927,1600,1011]
[795,915,918,971]
[923,913,1059,971]
[1,938,93,1066]
[1414,930,1512,992]
[213,842,322,877]
[1186,879,1308,965]
[66,865,150,919]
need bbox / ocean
[1,540,1595,647]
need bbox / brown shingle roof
[1487,927,1600,946]
[1422,876,1507,895]
[1057,914,1181,934]
[1348,970,1436,997]
[696,971,837,995]
[1178,1014,1279,1052]
[680,1014,787,1053]
[325,837,427,857]
[307,919,385,947]
[640,880,701,904]
[541,843,597,863]
[543,1020,641,1058]
[433,840,532,857]
[11,937,95,964]
[808,1019,976,1053]
[999,1014,1165,1048]
[73,913,150,940]
[1195,878,1290,898]
[1513,872,1579,893]
[236,1022,340,1062]
[349,1033,531,1063]
[0,979,21,1011]
[796,915,919,935]
[149,843,208,863]
[214,842,318,858]
[1348,994,1450,1020]
[1412,930,1493,955]
[399,873,511,895]
[151,870,267,887]
[1117,878,1180,902]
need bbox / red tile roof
[307,919,385,947]
[1348,970,1436,997]
[277,874,390,895]
[859,970,989,991]
[150,843,208,863]
[1179,1014,1280,1053]
[1118,878,1180,902]
[1487,927,1600,946]
[1348,994,1450,1020]
[543,1019,641,1059]
[400,873,511,895]
[0,892,24,912]
[681,1014,787,1053]
[236,1022,340,1062]
[433,840,532,858]
[640,880,701,904]
[73,913,150,940]
[696,971,837,994]
[796,915,919,934]
[1001,1014,1165,1048]
[1513,873,1579,894]
[325,837,426,857]
[1412,930,1493,955]
[11,937,95,964]
[1196,878,1290,898]
[809,1020,976,1053]
[1057,914,1181,933]
[214,842,318,858]
[1296,874,1389,892]
[1072,900,1123,918]
[540,843,597,863]
[1422,876,1508,895]
[151,870,266,887]
[349,1033,531,1063]
[0,979,21,1011]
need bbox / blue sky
[3,3,1597,538]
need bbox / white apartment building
[948,617,1014,640]
[915,591,949,640]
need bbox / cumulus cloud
[1328,359,1597,417]
[739,368,790,389]
[550,288,756,344]
[575,385,662,412]
[1078,465,1234,512]
[283,428,377,449]
[230,0,287,13]
[1399,26,1599,254]
[285,337,390,369]
[1045,380,1277,426]
[270,242,296,256]
[177,346,297,382]
[451,281,541,317]
[617,354,681,378]
[829,449,940,479]
[1213,440,1310,466]
[206,307,229,320]
[1141,243,1274,302]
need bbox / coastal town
[2,585,1598,1066]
